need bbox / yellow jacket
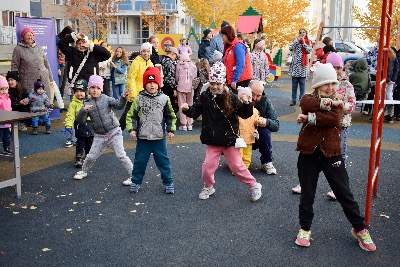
[126,56,153,101]
[65,96,88,128]
[239,107,260,144]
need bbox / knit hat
[311,63,339,89]
[143,67,161,89]
[209,63,226,84]
[88,75,104,91]
[0,76,8,89]
[74,79,88,94]
[6,71,19,82]
[140,42,152,54]
[323,44,336,54]
[34,79,44,91]
[213,51,223,61]
[255,40,265,49]
[326,52,343,68]
[21,27,34,38]
[203,29,212,37]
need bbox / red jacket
[224,37,253,84]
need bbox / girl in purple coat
[175,53,197,131]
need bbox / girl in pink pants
[181,63,262,201]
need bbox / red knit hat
[21,27,34,38]
[143,67,161,89]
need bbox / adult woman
[11,27,54,101]
[288,28,312,106]
[221,26,252,91]
[111,47,129,100]
[99,41,112,96]
[56,26,73,98]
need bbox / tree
[181,0,311,49]
[64,0,122,40]
[353,0,400,43]
[140,0,175,34]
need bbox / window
[53,0,64,4]
[2,11,15,27]
[55,19,64,34]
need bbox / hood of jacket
[353,58,368,72]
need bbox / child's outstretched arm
[126,96,139,135]
[109,89,130,110]
[164,98,177,135]
[182,93,203,119]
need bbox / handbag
[67,51,90,95]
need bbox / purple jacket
[175,60,197,93]
[178,45,193,56]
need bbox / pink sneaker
[351,228,376,252]
[295,229,311,247]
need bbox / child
[294,63,376,252]
[111,46,129,100]
[0,76,12,155]
[149,36,161,65]
[193,58,210,104]
[178,37,193,56]
[237,86,266,168]
[349,58,370,101]
[212,51,223,66]
[126,67,177,194]
[64,79,94,167]
[6,71,29,131]
[175,52,197,131]
[181,64,263,201]
[250,39,269,84]
[73,75,133,186]
[161,46,179,112]
[320,44,336,63]
[27,80,54,135]
[120,42,154,130]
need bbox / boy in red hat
[126,67,177,194]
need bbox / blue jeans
[252,127,273,164]
[291,77,306,101]
[132,139,173,185]
[112,83,126,100]
[0,128,11,149]
[31,114,51,128]
[341,127,348,163]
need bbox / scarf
[299,37,310,67]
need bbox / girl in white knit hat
[294,63,376,252]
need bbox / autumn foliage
[64,0,122,40]
[140,0,175,34]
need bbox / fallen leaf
[66,228,73,232]
[86,220,91,222]
[9,203,15,207]
[95,201,101,204]
[68,193,73,196]
[60,195,66,197]
[131,210,137,213]
[30,206,37,210]
[21,205,28,209]
[379,214,390,219]
[72,202,78,205]
[12,211,19,215]
[69,209,74,212]
[42,248,51,252]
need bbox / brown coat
[11,41,54,101]
[296,94,344,157]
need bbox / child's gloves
[62,128,73,135]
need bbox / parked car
[332,41,365,61]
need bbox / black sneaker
[384,115,394,123]
[45,127,52,134]
[290,100,296,106]
[32,128,38,135]
[3,148,12,155]
[74,156,83,168]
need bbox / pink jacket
[175,59,197,93]
[0,94,12,128]
[178,45,193,56]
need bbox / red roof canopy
[237,16,262,34]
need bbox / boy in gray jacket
[73,75,133,185]
[126,67,176,194]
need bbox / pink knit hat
[326,52,343,68]
[88,75,104,91]
[0,76,8,89]
[21,27,34,38]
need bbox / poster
[156,34,182,55]
[16,17,59,87]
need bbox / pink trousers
[202,145,257,188]
[177,91,194,126]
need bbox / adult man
[250,80,279,174]
[209,21,230,64]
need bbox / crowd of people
[0,23,383,252]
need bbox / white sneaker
[262,162,277,175]
[199,187,215,200]
[292,184,301,194]
[326,191,337,200]
[123,177,132,186]
[19,122,27,131]
[74,171,87,180]
[362,111,369,115]
[187,125,193,131]
[250,182,262,201]
[179,125,187,131]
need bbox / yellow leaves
[130,210,137,213]
[41,248,51,252]
[95,201,102,204]
[12,211,19,215]
[66,228,73,232]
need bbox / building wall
[1,0,31,44]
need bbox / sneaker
[45,127,52,134]
[32,128,38,135]
[362,110,369,115]
[326,190,337,200]
[351,228,377,252]
[19,123,27,131]
[165,183,175,194]
[292,184,301,194]
[290,100,296,106]
[123,177,132,186]
[3,148,12,155]
[295,229,311,247]
[250,182,262,201]
[384,115,394,123]
[187,125,193,131]
[130,183,140,193]
[74,156,83,168]
[65,141,74,148]
[179,125,187,131]
[74,171,87,180]
[199,187,215,200]
[262,162,277,175]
